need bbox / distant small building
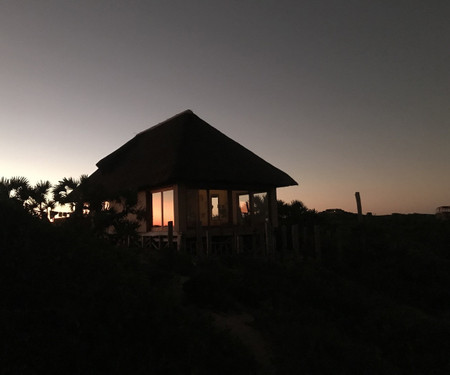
[436,206,450,220]
[323,208,348,215]
[84,110,297,251]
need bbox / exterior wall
[268,188,278,228]
[174,184,185,232]
[198,190,209,226]
[136,191,147,232]
[136,185,280,234]
[231,190,240,225]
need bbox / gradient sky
[1,0,449,214]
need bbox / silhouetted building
[436,206,450,220]
[84,110,297,251]
[323,208,348,215]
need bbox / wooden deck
[138,223,275,256]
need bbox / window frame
[151,187,175,229]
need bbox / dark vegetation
[1,177,450,374]
[184,212,450,374]
[0,198,257,374]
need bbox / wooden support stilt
[236,233,243,255]
[168,221,174,249]
[232,230,238,254]
[302,226,308,258]
[281,225,287,259]
[177,232,183,251]
[281,225,287,250]
[196,221,203,256]
[292,224,300,258]
[206,230,210,256]
[336,227,343,264]
[264,221,270,257]
[314,225,321,261]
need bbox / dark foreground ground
[1,200,450,374]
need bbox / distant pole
[355,192,363,222]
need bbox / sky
[0,0,449,215]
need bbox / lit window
[152,192,162,226]
[236,191,268,225]
[211,195,219,220]
[239,194,250,218]
[163,190,174,226]
[152,189,174,228]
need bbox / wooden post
[232,230,238,254]
[236,233,242,254]
[336,227,343,265]
[177,232,184,252]
[355,192,363,222]
[302,226,308,258]
[264,221,270,257]
[281,225,287,259]
[251,232,257,256]
[196,221,203,256]
[314,225,321,261]
[168,221,174,249]
[281,225,287,249]
[292,224,300,258]
[205,230,210,256]
[145,191,152,232]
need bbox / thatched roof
[86,110,297,195]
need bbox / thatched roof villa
[85,110,297,252]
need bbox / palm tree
[9,176,32,203]
[27,180,54,219]
[0,177,11,200]
[0,176,30,200]
[53,177,80,209]
[52,175,92,214]
[0,176,32,203]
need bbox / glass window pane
[253,192,268,223]
[238,194,250,224]
[209,190,228,225]
[239,194,250,216]
[211,195,219,219]
[152,192,162,227]
[163,190,174,226]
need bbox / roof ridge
[137,109,194,136]
[171,110,202,180]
